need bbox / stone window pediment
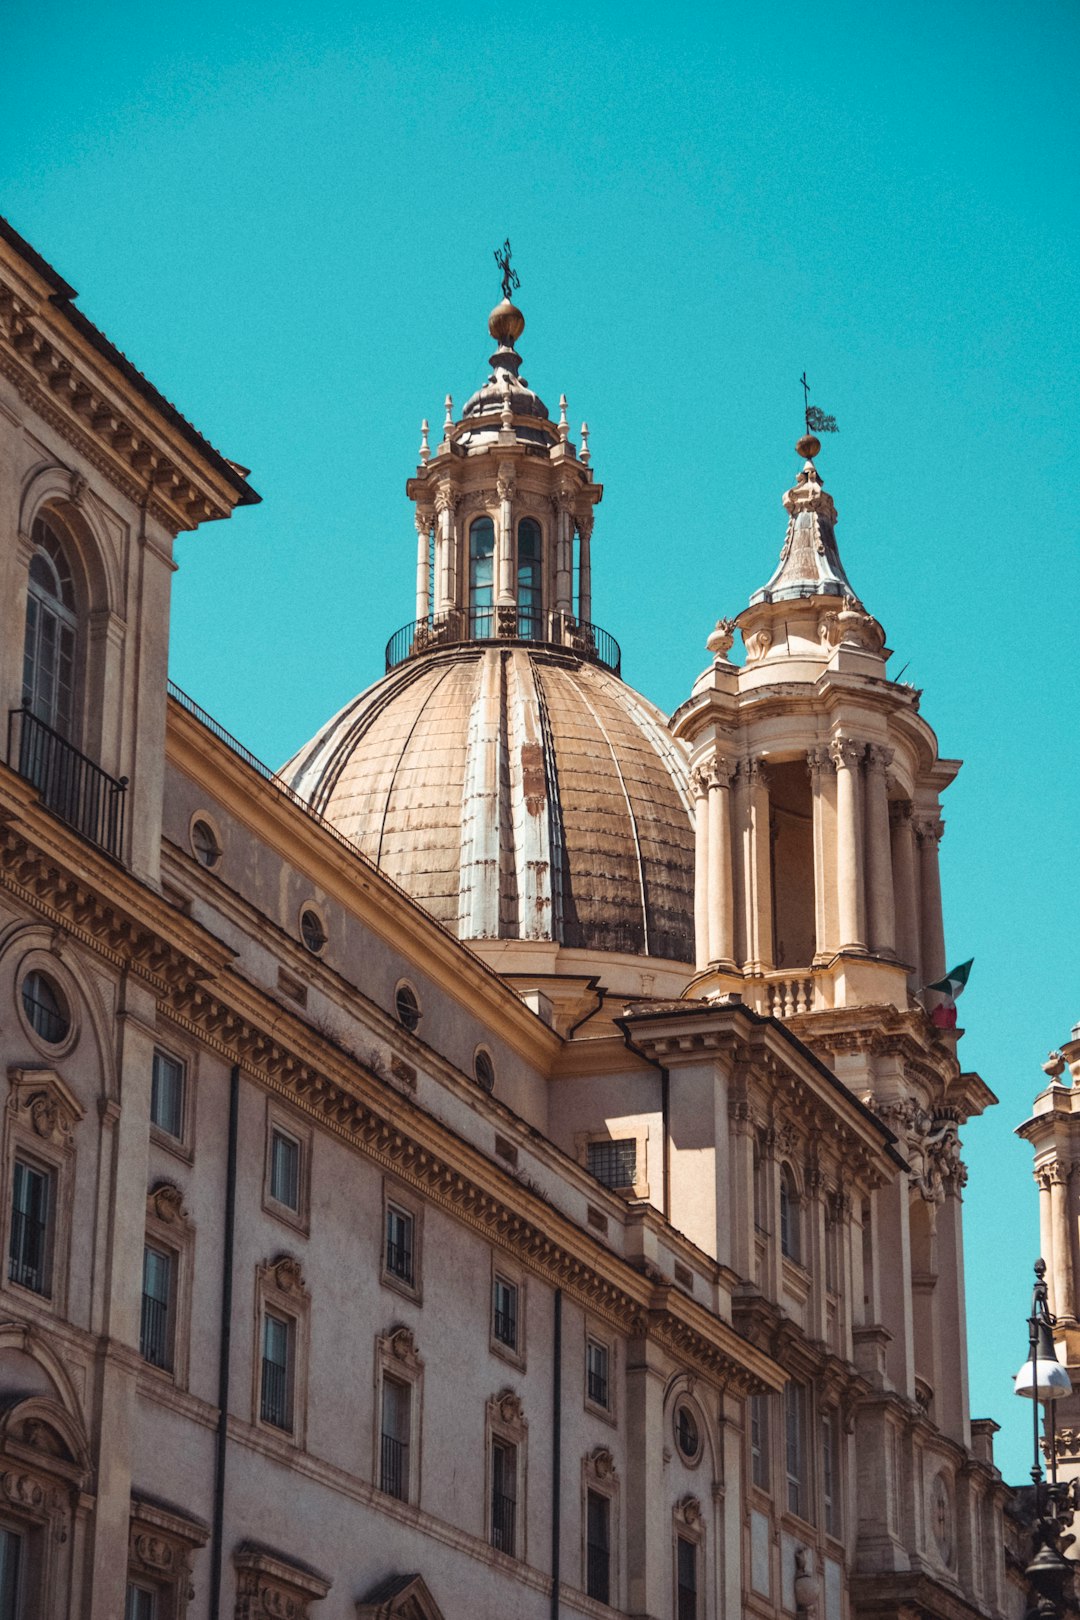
[355,1572,446,1619]
[233,1541,331,1617]
[7,1068,85,1151]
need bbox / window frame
[372,1326,424,1510]
[820,1404,841,1540]
[262,1104,311,1234]
[576,1126,650,1200]
[2,1069,83,1319]
[749,1391,770,1492]
[582,1447,619,1609]
[672,1497,705,1620]
[127,1493,208,1620]
[490,1256,526,1368]
[140,1182,194,1391]
[468,514,496,636]
[486,1390,528,1563]
[515,516,544,640]
[22,514,80,745]
[779,1163,801,1265]
[381,1181,422,1304]
[14,958,78,1061]
[149,1045,189,1153]
[252,1256,310,1447]
[585,1330,615,1422]
[784,1379,811,1523]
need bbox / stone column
[739,758,773,974]
[496,465,515,607]
[434,489,457,614]
[829,739,868,953]
[1050,1163,1077,1325]
[889,801,921,984]
[707,759,736,968]
[915,816,947,987]
[864,744,896,958]
[807,747,833,963]
[554,492,573,614]
[577,512,593,624]
[414,508,432,622]
[691,767,710,971]
[1038,1170,1055,1312]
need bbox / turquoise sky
[5,0,1078,1482]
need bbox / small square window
[150,1049,185,1140]
[493,1276,518,1349]
[9,1157,52,1295]
[385,1205,414,1286]
[587,1138,637,1191]
[380,1375,411,1500]
[261,1310,293,1431]
[140,1244,174,1370]
[587,1338,610,1409]
[269,1129,301,1212]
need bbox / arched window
[516,519,542,640]
[23,516,77,739]
[469,517,495,637]
[779,1164,800,1263]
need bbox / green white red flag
[925,959,974,1028]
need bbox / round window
[21,970,70,1046]
[300,906,327,954]
[474,1049,495,1093]
[674,1402,701,1464]
[191,817,222,868]
[395,983,421,1032]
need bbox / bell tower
[673,429,996,1468]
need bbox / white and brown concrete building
[0,217,1014,1620]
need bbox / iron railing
[8,707,127,861]
[491,1488,516,1555]
[494,1304,517,1347]
[587,1360,609,1409]
[9,1208,47,1294]
[140,1291,170,1368]
[385,1237,413,1283]
[380,1432,408,1499]
[587,1539,611,1604]
[385,608,621,676]
[260,1357,290,1429]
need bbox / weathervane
[800,371,838,436]
[494,238,520,301]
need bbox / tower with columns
[672,429,999,1601]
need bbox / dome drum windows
[516,518,542,641]
[469,517,495,638]
[298,904,327,956]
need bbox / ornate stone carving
[914,817,945,848]
[433,486,460,516]
[888,799,913,828]
[586,1445,617,1482]
[828,738,864,773]
[706,618,737,659]
[233,1543,331,1619]
[496,605,518,637]
[8,1069,84,1149]
[265,1255,306,1297]
[575,511,594,542]
[880,1100,966,1202]
[865,744,894,774]
[805,745,833,781]
[413,506,434,536]
[147,1181,189,1226]
[743,626,772,662]
[818,594,885,654]
[385,1326,421,1369]
[674,1494,703,1528]
[489,1389,525,1430]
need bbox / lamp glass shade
[1014,1357,1073,1400]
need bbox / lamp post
[1014,1258,1077,1620]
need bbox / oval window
[474,1049,495,1093]
[191,817,221,868]
[674,1402,701,1463]
[21,969,71,1046]
[300,907,327,955]
[395,984,421,1032]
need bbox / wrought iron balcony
[8,707,127,862]
[385,607,621,676]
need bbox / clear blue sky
[5,0,1078,1482]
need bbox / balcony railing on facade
[491,1489,516,1555]
[7,707,127,862]
[380,1432,408,1500]
[385,607,621,676]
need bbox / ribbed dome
[284,646,696,962]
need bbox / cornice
[0,270,253,534]
[0,790,781,1398]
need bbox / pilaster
[889,801,920,985]
[864,745,896,959]
[830,739,868,954]
[915,816,947,989]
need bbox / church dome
[283,643,696,963]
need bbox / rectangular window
[750,1392,769,1489]
[139,1244,173,1370]
[676,1535,697,1620]
[493,1276,518,1349]
[785,1381,808,1519]
[0,1529,20,1620]
[125,1586,156,1620]
[379,1375,411,1501]
[269,1128,300,1211]
[491,1438,517,1555]
[587,1138,637,1191]
[260,1310,293,1431]
[825,1216,840,1295]
[9,1158,51,1295]
[586,1489,611,1603]
[822,1408,839,1536]
[385,1205,414,1285]
[586,1338,610,1409]
[150,1048,184,1139]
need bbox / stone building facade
[0,214,1018,1620]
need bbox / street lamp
[1014,1258,1077,1620]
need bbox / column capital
[1048,1161,1074,1188]
[866,743,894,774]
[414,505,435,535]
[694,758,735,793]
[496,467,516,502]
[434,485,461,516]
[739,755,770,789]
[889,798,913,827]
[576,510,594,541]
[829,737,865,772]
[806,744,834,780]
[914,816,945,847]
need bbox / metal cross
[800,371,811,432]
[494,238,520,301]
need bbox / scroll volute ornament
[387,1326,421,1370]
[488,1388,526,1434]
[268,1255,306,1297]
[587,1445,616,1482]
[675,1493,703,1528]
[147,1181,188,1226]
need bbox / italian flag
[925,959,974,1029]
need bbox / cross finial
[494,237,520,301]
[800,370,839,436]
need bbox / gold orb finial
[488,298,525,348]
[795,433,821,461]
